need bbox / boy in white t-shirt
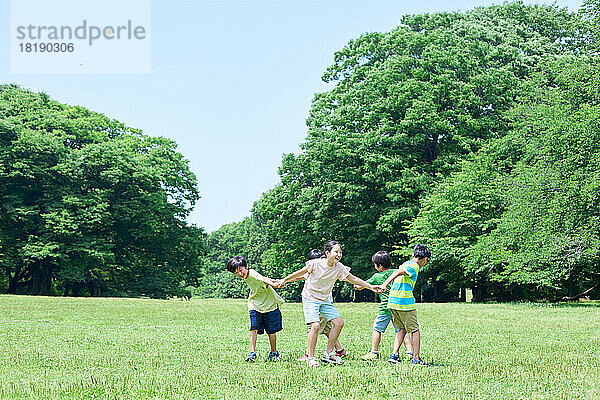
[277,241,382,367]
[226,256,284,363]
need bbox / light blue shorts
[373,313,399,333]
[302,297,341,324]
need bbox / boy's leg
[319,314,329,335]
[411,329,421,360]
[389,310,407,363]
[249,330,258,353]
[326,316,344,354]
[370,313,392,353]
[403,310,421,361]
[403,332,413,354]
[264,308,282,353]
[323,331,344,352]
[334,339,343,352]
[248,309,264,354]
[393,329,406,355]
[371,330,383,353]
[267,333,277,352]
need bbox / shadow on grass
[510,300,600,309]
[551,301,600,308]
[422,359,448,367]
[387,359,449,368]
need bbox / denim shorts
[302,297,341,324]
[249,308,282,335]
[373,312,398,333]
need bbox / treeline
[0,85,205,298]
[201,1,600,302]
[3,2,600,302]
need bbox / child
[355,250,413,361]
[226,256,284,362]
[296,249,346,361]
[277,240,382,367]
[376,244,431,365]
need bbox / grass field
[0,296,599,400]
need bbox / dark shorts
[249,308,282,335]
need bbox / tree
[197,216,274,299]
[0,85,204,298]
[412,56,600,301]
[471,57,600,300]
[253,3,580,299]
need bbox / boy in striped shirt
[376,244,431,365]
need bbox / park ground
[0,296,599,399]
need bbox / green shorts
[306,314,332,335]
[390,309,419,333]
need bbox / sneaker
[245,352,257,362]
[321,351,344,365]
[266,351,281,362]
[297,353,309,361]
[411,357,427,366]
[335,348,347,358]
[388,353,401,364]
[306,356,319,368]
[361,352,379,361]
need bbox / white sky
[0,0,583,232]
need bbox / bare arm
[345,274,381,293]
[379,267,407,289]
[286,275,306,283]
[279,266,309,285]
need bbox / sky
[0,0,583,232]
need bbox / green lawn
[0,296,598,399]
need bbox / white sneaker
[306,356,319,367]
[321,351,344,365]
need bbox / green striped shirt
[387,260,419,311]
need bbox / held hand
[274,279,285,288]
[353,284,362,290]
[372,285,384,294]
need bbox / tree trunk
[31,262,41,294]
[433,281,440,302]
[40,261,53,296]
[473,279,486,302]
[8,276,18,294]
[568,271,578,298]
[89,282,101,297]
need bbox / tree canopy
[0,85,205,298]
[248,2,588,301]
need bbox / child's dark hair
[306,249,323,260]
[323,240,342,253]
[226,256,247,273]
[413,244,431,260]
[371,251,391,268]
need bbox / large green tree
[253,3,579,299]
[412,56,600,301]
[0,85,204,298]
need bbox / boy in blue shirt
[377,244,431,365]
